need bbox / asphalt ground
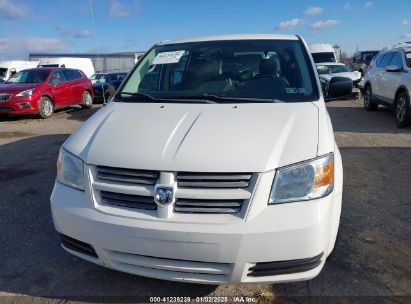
[0,99,410,304]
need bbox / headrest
[259,59,278,76]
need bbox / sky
[0,0,410,60]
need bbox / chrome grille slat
[176,200,242,207]
[174,206,240,213]
[100,191,157,210]
[177,172,252,189]
[97,167,159,178]
[96,166,159,185]
[177,173,252,180]
[178,181,249,188]
[175,199,243,213]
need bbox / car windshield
[361,51,379,64]
[117,39,319,103]
[7,69,49,83]
[90,73,105,80]
[317,64,351,74]
[312,52,336,63]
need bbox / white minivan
[310,43,338,63]
[37,57,95,78]
[50,34,352,284]
[0,60,39,81]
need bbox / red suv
[0,67,94,118]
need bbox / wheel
[38,97,54,119]
[364,85,378,111]
[395,91,411,128]
[81,91,93,109]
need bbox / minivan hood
[320,71,361,82]
[0,83,38,94]
[65,102,319,172]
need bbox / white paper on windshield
[152,50,185,64]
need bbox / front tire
[38,97,54,119]
[81,91,93,109]
[364,85,378,111]
[395,91,411,128]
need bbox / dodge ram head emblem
[154,186,174,206]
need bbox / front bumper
[0,95,37,115]
[51,181,342,284]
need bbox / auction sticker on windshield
[152,50,185,64]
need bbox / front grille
[174,198,243,214]
[0,93,12,102]
[248,253,323,277]
[177,172,252,189]
[95,166,159,185]
[91,167,254,215]
[60,234,97,258]
[100,190,157,210]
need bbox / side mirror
[385,65,402,72]
[325,76,353,101]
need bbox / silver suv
[364,47,411,127]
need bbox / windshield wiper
[170,94,282,103]
[120,92,159,101]
[120,92,216,104]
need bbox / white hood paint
[64,102,319,173]
[320,71,361,82]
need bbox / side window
[406,52,411,68]
[63,69,82,81]
[375,54,383,67]
[49,70,66,85]
[379,53,394,68]
[390,52,403,68]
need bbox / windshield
[118,39,319,103]
[7,69,49,83]
[317,64,351,74]
[312,52,336,63]
[361,51,379,64]
[0,68,7,79]
[90,73,104,80]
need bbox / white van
[51,34,353,284]
[37,57,95,78]
[0,60,39,81]
[310,43,338,63]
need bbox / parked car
[0,60,39,81]
[92,72,127,103]
[37,57,95,78]
[350,50,380,76]
[0,68,93,118]
[310,43,337,63]
[51,34,352,284]
[89,72,107,84]
[364,46,411,127]
[317,62,362,99]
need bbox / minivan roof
[157,34,298,45]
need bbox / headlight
[57,148,85,190]
[269,153,334,204]
[16,89,34,97]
